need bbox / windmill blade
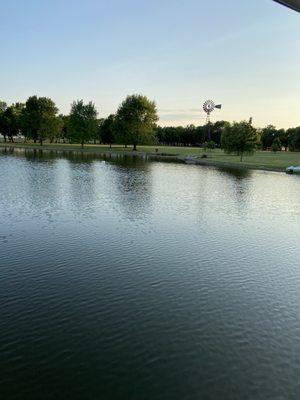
[215,104,222,109]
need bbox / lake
[0,147,300,400]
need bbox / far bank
[0,142,299,172]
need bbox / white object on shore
[184,156,197,164]
[286,166,300,174]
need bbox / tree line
[0,94,158,149]
[1,95,300,158]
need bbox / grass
[1,141,299,171]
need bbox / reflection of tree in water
[218,166,253,211]
[109,154,152,221]
[23,154,62,225]
[0,146,16,156]
[24,148,58,163]
[219,166,252,180]
[4,148,153,220]
[6,149,95,222]
[68,161,97,219]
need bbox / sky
[0,0,300,128]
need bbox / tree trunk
[40,138,43,146]
[81,141,84,148]
[109,143,112,149]
[240,151,243,162]
[133,143,137,151]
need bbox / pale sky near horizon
[0,0,299,128]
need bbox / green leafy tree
[207,140,216,150]
[0,103,24,142]
[68,100,98,148]
[59,115,69,143]
[45,115,64,143]
[115,94,158,151]
[278,129,288,151]
[271,137,281,152]
[287,127,300,151]
[195,125,206,145]
[99,114,115,148]
[261,125,278,150]
[210,121,230,146]
[21,96,58,145]
[221,120,259,161]
[0,101,7,141]
[0,100,7,112]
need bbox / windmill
[202,100,222,141]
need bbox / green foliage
[0,103,24,142]
[59,115,70,142]
[21,96,58,144]
[44,115,64,143]
[271,137,281,152]
[278,129,288,151]
[0,100,7,113]
[155,122,230,146]
[261,125,278,149]
[221,120,259,161]
[115,94,158,150]
[99,114,115,147]
[207,140,216,150]
[287,127,300,151]
[209,120,230,144]
[68,100,98,147]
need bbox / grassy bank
[1,142,299,171]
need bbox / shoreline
[0,142,290,173]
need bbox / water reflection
[218,166,252,179]
[0,148,153,222]
[1,148,300,400]
[109,156,152,221]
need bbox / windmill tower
[203,100,222,141]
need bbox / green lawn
[1,142,299,171]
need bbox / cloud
[158,108,206,123]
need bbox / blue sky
[0,0,299,128]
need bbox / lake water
[1,147,300,400]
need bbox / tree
[261,125,278,150]
[0,100,7,112]
[278,129,288,151]
[207,140,216,150]
[59,115,69,143]
[115,94,158,151]
[0,103,24,142]
[21,96,58,145]
[210,121,230,146]
[271,137,281,152]
[287,127,300,151]
[68,100,98,148]
[99,114,115,148]
[221,120,259,161]
[0,101,7,142]
[44,115,64,143]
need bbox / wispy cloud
[158,108,207,126]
